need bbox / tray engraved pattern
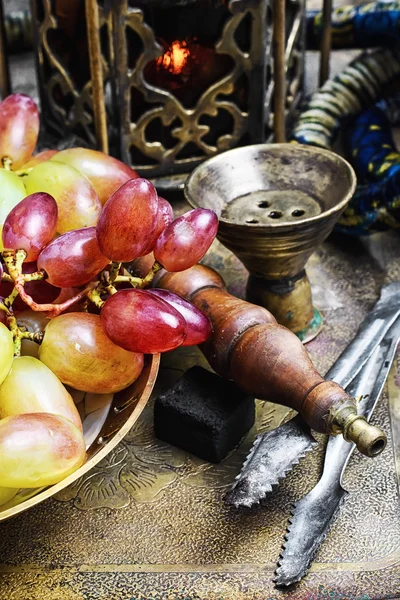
[0,233,400,599]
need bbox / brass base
[246,271,323,343]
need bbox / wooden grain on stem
[0,0,10,98]
[319,0,333,86]
[273,0,286,143]
[85,0,108,153]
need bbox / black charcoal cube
[154,366,255,463]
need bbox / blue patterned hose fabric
[307,1,400,50]
[291,48,400,234]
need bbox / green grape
[0,322,14,387]
[23,161,101,234]
[0,356,82,431]
[0,169,26,227]
[0,413,86,488]
[39,312,144,393]
[0,486,18,507]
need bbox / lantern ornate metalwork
[29,0,305,189]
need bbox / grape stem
[0,299,43,355]
[24,271,45,282]
[113,261,162,289]
[86,286,105,309]
[108,262,121,283]
[14,167,33,177]
[15,278,98,316]
[4,286,19,308]
[7,314,44,356]
[3,248,26,280]
[1,156,12,170]
[3,248,95,316]
[0,301,12,318]
[1,272,13,283]
[0,252,162,346]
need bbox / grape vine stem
[113,261,162,289]
[0,250,163,353]
[15,279,98,316]
[1,156,12,170]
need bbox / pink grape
[140,197,174,256]
[0,413,86,488]
[148,288,212,346]
[0,94,39,169]
[20,149,58,170]
[51,147,139,205]
[154,208,218,272]
[100,288,187,353]
[0,261,60,311]
[96,178,159,261]
[38,227,110,288]
[2,192,58,262]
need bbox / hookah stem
[156,264,387,457]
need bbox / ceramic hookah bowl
[185,143,356,342]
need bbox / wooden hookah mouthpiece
[156,264,386,457]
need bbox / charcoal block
[154,366,255,463]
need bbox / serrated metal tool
[275,315,400,586]
[226,281,400,508]
[224,414,318,507]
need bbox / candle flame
[157,40,190,75]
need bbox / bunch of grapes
[0,94,218,504]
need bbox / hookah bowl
[185,143,356,342]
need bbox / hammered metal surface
[0,221,399,599]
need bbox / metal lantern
[27,0,306,189]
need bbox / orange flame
[157,40,190,75]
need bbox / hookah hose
[291,47,400,234]
[307,0,400,50]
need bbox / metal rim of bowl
[184,143,357,228]
[0,353,160,522]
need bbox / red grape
[0,261,60,311]
[154,208,218,272]
[2,192,58,262]
[96,178,159,261]
[52,147,139,205]
[140,196,174,256]
[148,288,212,346]
[38,227,110,288]
[100,289,187,353]
[0,94,39,169]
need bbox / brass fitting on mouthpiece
[329,401,387,457]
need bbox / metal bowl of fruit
[0,94,217,521]
[0,354,160,521]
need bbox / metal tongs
[225,281,400,585]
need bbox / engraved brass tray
[1,222,400,598]
[0,354,160,522]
